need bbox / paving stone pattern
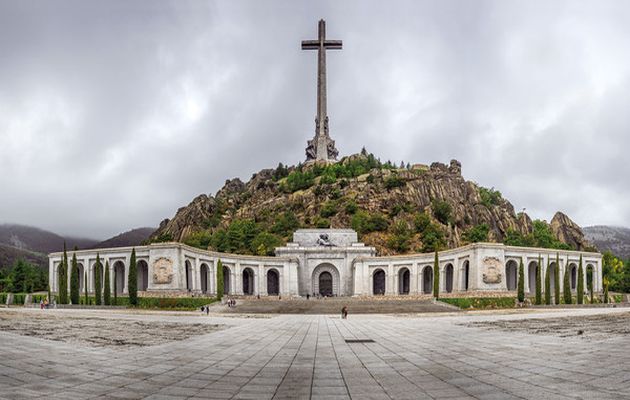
[0,308,629,399]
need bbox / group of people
[226,298,237,308]
[39,299,54,309]
[200,305,210,315]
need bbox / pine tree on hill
[70,252,79,305]
[128,248,138,306]
[103,261,111,306]
[535,254,542,305]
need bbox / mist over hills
[583,226,630,259]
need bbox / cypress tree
[563,258,572,305]
[535,254,542,305]
[94,254,102,305]
[216,259,224,301]
[84,275,88,305]
[545,260,551,305]
[70,252,80,305]
[603,278,609,303]
[59,243,69,304]
[554,253,560,305]
[103,261,111,306]
[577,255,584,305]
[128,248,138,306]
[47,283,52,303]
[433,250,440,299]
[517,258,525,303]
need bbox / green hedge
[11,293,27,305]
[79,296,215,310]
[0,293,7,304]
[441,297,516,309]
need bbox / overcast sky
[1,0,629,240]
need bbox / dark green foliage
[94,254,102,305]
[314,217,330,228]
[58,243,69,304]
[545,260,551,305]
[4,259,46,293]
[462,224,490,243]
[183,231,213,249]
[419,223,446,252]
[603,279,609,303]
[387,221,412,253]
[252,232,282,256]
[535,254,542,305]
[128,248,138,306]
[12,293,26,305]
[478,186,502,207]
[414,212,431,233]
[283,170,315,192]
[563,258,572,305]
[587,265,594,303]
[384,175,405,189]
[577,255,584,304]
[431,199,452,225]
[271,211,301,237]
[554,253,560,305]
[216,259,224,301]
[351,211,389,235]
[149,232,174,244]
[517,258,525,303]
[84,275,88,305]
[503,221,573,250]
[366,174,375,184]
[272,162,289,180]
[433,250,440,299]
[320,201,338,218]
[103,261,111,306]
[70,253,79,305]
[344,201,358,215]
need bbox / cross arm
[301,40,319,50]
[324,40,342,50]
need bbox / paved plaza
[0,307,629,399]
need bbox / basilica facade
[49,229,603,299]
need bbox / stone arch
[462,260,470,291]
[422,266,433,294]
[372,269,386,295]
[528,260,539,293]
[185,260,193,291]
[444,263,454,293]
[137,260,149,291]
[242,267,255,295]
[549,262,557,293]
[312,263,340,297]
[505,260,518,291]
[223,265,231,294]
[200,263,209,293]
[267,269,279,295]
[77,263,84,293]
[569,263,578,290]
[113,261,125,294]
[398,268,410,295]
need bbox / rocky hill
[91,227,155,249]
[151,152,591,256]
[583,226,630,259]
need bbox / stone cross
[302,19,341,162]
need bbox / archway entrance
[422,266,433,294]
[113,261,125,294]
[570,264,577,290]
[505,260,517,290]
[137,260,148,291]
[373,269,385,295]
[267,269,279,295]
[463,260,469,291]
[445,264,454,293]
[223,266,230,294]
[399,268,410,295]
[243,268,254,295]
[528,261,538,294]
[319,272,333,296]
[200,264,208,293]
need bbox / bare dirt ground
[466,310,630,339]
[0,309,225,348]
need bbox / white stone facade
[49,229,603,297]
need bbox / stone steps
[216,297,459,314]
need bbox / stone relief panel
[152,257,173,284]
[482,256,503,284]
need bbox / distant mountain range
[583,226,630,260]
[0,224,155,271]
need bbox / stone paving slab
[0,308,629,399]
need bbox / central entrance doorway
[319,272,333,296]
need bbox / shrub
[314,217,330,229]
[440,297,516,309]
[420,223,446,252]
[351,211,388,235]
[283,170,315,192]
[535,254,542,305]
[12,293,26,305]
[478,186,502,207]
[563,258,572,305]
[462,224,489,243]
[271,211,300,237]
[384,175,405,189]
[414,212,431,232]
[431,199,452,225]
[128,249,138,306]
[183,231,213,249]
[0,293,7,304]
[251,232,283,256]
[517,258,525,303]
[387,221,412,253]
[58,244,69,304]
[554,253,560,305]
[344,201,358,214]
[320,201,338,218]
[94,254,102,305]
[103,261,111,306]
[216,259,224,301]
[545,260,551,305]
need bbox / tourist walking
[341,306,348,319]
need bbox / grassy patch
[440,297,516,310]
